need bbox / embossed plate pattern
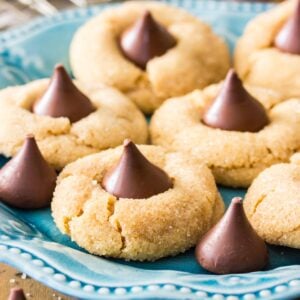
[0,1,299,299]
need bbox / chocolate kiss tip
[102,141,173,199]
[123,138,132,147]
[26,133,34,139]
[226,68,238,80]
[202,69,269,132]
[24,135,37,149]
[8,288,26,300]
[119,10,176,69]
[54,63,64,69]
[275,0,300,54]
[32,64,95,123]
[232,196,243,204]
[195,197,268,274]
[0,136,57,209]
[143,10,151,18]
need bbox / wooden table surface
[0,263,74,300]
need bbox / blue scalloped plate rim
[0,1,299,299]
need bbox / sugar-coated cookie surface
[150,84,300,187]
[70,1,230,113]
[52,144,224,261]
[0,79,148,169]
[244,162,300,249]
[235,0,300,100]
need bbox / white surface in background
[0,0,115,30]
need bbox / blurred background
[0,0,120,31]
[0,0,278,32]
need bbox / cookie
[244,162,300,249]
[0,77,148,170]
[150,74,300,187]
[235,0,300,100]
[70,1,230,113]
[52,143,224,261]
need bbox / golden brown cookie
[150,83,300,187]
[52,144,224,261]
[0,79,148,170]
[70,1,230,113]
[244,162,300,249]
[235,0,300,100]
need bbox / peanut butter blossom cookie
[0,65,148,170]
[70,1,230,113]
[150,70,300,188]
[235,0,300,100]
[244,159,300,249]
[52,140,224,261]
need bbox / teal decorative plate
[0,1,299,299]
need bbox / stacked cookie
[0,0,299,273]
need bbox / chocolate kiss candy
[275,0,300,54]
[119,10,176,69]
[195,197,268,274]
[0,136,57,209]
[8,288,26,300]
[202,69,269,132]
[102,140,173,199]
[33,64,95,123]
